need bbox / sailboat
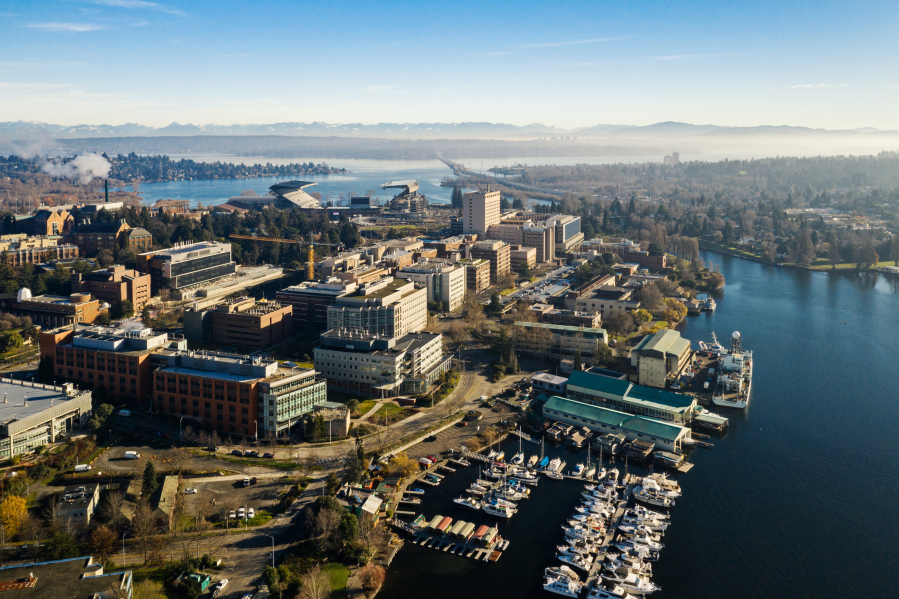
[585,445,596,479]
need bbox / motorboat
[625,506,669,521]
[453,496,481,510]
[573,463,585,477]
[492,461,508,470]
[617,532,663,551]
[584,484,597,492]
[548,457,562,472]
[528,455,539,468]
[511,452,525,465]
[545,566,581,583]
[602,571,660,594]
[640,477,680,499]
[455,458,471,466]
[566,518,604,532]
[618,524,664,541]
[545,470,564,480]
[595,468,607,481]
[621,516,668,532]
[564,526,603,541]
[604,468,620,486]
[605,554,652,575]
[489,496,518,509]
[587,586,640,599]
[482,502,515,518]
[466,484,488,497]
[557,545,596,561]
[543,574,582,598]
[645,472,681,494]
[633,488,675,508]
[612,541,659,561]
[566,538,599,554]
[556,552,593,572]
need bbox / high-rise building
[469,239,511,282]
[326,278,427,338]
[462,189,501,234]
[546,215,584,254]
[395,260,467,312]
[457,258,491,294]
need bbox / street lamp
[122,533,128,567]
[262,534,275,568]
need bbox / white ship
[710,331,753,409]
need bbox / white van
[119,410,131,417]
[243,476,251,487]
[75,464,92,472]
[124,451,141,459]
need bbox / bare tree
[300,451,318,480]
[102,490,126,525]
[357,512,378,555]
[446,320,468,350]
[300,565,331,599]
[169,447,191,475]
[131,499,156,565]
[18,515,44,544]
[311,507,341,554]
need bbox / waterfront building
[629,329,693,388]
[40,324,178,405]
[71,265,152,310]
[469,239,511,283]
[137,241,237,293]
[513,321,609,361]
[314,329,451,397]
[565,369,696,424]
[462,189,501,234]
[541,395,691,454]
[0,556,132,599]
[326,278,427,339]
[0,290,104,328]
[0,378,92,459]
[183,297,292,349]
[395,260,467,312]
[275,279,358,332]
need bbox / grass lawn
[355,400,377,415]
[808,259,895,271]
[322,562,351,599]
[49,443,71,455]
[499,288,517,296]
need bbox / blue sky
[2,0,898,129]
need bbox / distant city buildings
[663,152,680,165]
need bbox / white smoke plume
[42,153,111,184]
[119,320,145,331]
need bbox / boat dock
[583,475,638,587]
[509,429,539,444]
[411,532,509,562]
[437,464,456,473]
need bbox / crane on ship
[228,232,344,280]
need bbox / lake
[378,253,899,599]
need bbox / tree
[300,565,331,599]
[0,495,26,537]
[340,511,360,544]
[451,186,463,209]
[604,311,635,337]
[311,505,342,554]
[42,531,80,560]
[86,524,118,562]
[101,490,126,525]
[573,349,582,372]
[594,342,612,366]
[861,235,879,269]
[119,299,134,318]
[96,311,112,326]
[634,309,652,323]
[359,564,386,597]
[890,236,899,266]
[636,285,663,312]
[96,249,115,268]
[389,452,418,479]
[0,331,23,353]
[142,461,158,496]
[446,319,467,350]
[262,566,280,590]
[488,293,502,313]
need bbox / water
[379,253,899,599]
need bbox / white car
[247,507,255,519]
[214,579,229,595]
[183,488,197,495]
[228,510,236,519]
[238,508,246,518]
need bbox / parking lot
[179,476,290,524]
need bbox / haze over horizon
[3,0,899,131]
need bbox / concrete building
[395,260,467,312]
[469,240,511,283]
[566,369,697,424]
[71,265,152,310]
[58,484,100,527]
[183,297,292,349]
[315,329,451,397]
[0,556,132,599]
[485,223,524,245]
[509,245,537,272]
[0,235,79,267]
[522,224,556,263]
[575,286,640,316]
[258,367,328,438]
[41,325,177,405]
[276,279,357,332]
[538,308,602,328]
[629,329,693,388]
[137,241,237,293]
[542,395,691,454]
[0,378,92,459]
[327,278,427,339]
[458,258,491,294]
[462,189,501,234]
[303,403,351,439]
[0,290,104,328]
[531,372,568,396]
[513,321,609,361]
[546,215,584,254]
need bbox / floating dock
[411,532,509,562]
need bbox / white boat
[595,468,607,481]
[621,516,668,532]
[605,554,652,575]
[625,506,669,521]
[604,468,619,486]
[482,502,516,518]
[646,473,681,494]
[710,331,753,410]
[486,449,498,459]
[564,526,603,541]
[633,488,675,508]
[602,571,660,595]
[528,455,539,468]
[548,457,562,472]
[543,575,582,598]
[619,523,665,539]
[573,463,585,477]
[453,496,481,510]
[585,465,597,479]
[511,452,525,465]
[613,541,659,561]
[556,552,593,572]
[545,470,564,480]
[640,477,680,499]
[489,496,518,509]
[588,586,640,599]
[545,566,581,583]
[494,450,505,461]
[467,482,489,495]
[566,538,599,554]
[484,468,504,480]
[557,545,596,561]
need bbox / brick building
[32,209,74,236]
[457,258,491,294]
[275,279,358,332]
[71,265,152,310]
[469,239,511,283]
[183,297,293,349]
[68,221,131,256]
[0,290,104,328]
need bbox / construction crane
[228,232,344,280]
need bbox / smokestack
[105,179,109,203]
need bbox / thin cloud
[468,50,512,58]
[653,53,741,60]
[27,22,107,31]
[78,0,187,16]
[524,37,624,48]
[363,85,394,92]
[791,83,847,88]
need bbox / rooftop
[514,321,607,336]
[139,241,230,259]
[0,379,83,425]
[0,557,131,599]
[531,373,569,386]
[543,396,687,442]
[632,329,692,358]
[586,286,632,301]
[567,370,695,413]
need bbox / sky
[2,0,899,130]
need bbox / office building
[469,239,511,283]
[522,224,555,263]
[258,367,328,438]
[546,215,584,254]
[137,241,237,293]
[315,329,451,397]
[629,329,693,388]
[575,286,640,315]
[0,378,91,459]
[183,297,292,349]
[58,484,101,527]
[32,208,74,236]
[40,324,177,405]
[395,260,467,312]
[326,278,427,339]
[0,289,104,328]
[0,556,132,599]
[68,220,132,255]
[71,265,152,310]
[458,258,491,294]
[276,279,358,331]
[485,223,524,245]
[509,245,537,272]
[462,189,501,234]
[536,307,602,328]
[513,321,609,361]
[0,235,79,267]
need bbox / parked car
[231,450,243,457]
[183,488,198,495]
[424,436,437,443]
[243,477,251,487]
[213,580,229,596]
[262,453,274,459]
[228,510,236,519]
[237,508,246,518]
[247,508,255,519]
[244,450,258,457]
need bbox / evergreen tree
[451,186,463,209]
[142,461,158,495]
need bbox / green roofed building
[629,329,693,388]
[542,395,691,453]
[566,369,699,425]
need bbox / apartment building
[183,297,293,349]
[457,258,491,294]
[462,189,501,234]
[326,278,427,338]
[137,241,237,293]
[469,239,511,283]
[276,279,358,331]
[40,324,177,405]
[72,265,152,310]
[314,329,451,397]
[395,260,467,312]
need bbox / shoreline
[697,239,894,274]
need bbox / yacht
[604,468,620,486]
[564,526,603,541]
[543,574,582,598]
[528,455,539,468]
[633,488,675,508]
[482,502,516,518]
[605,554,652,575]
[601,571,660,595]
[710,331,753,410]
[556,552,593,572]
[467,482,489,496]
[558,543,591,557]
[612,541,659,561]
[453,496,481,510]
[595,468,607,481]
[486,449,498,459]
[645,473,681,494]
[566,538,599,555]
[489,496,518,510]
[545,566,581,583]
[618,524,664,540]
[621,516,668,532]
[511,452,525,465]
[548,457,562,472]
[640,477,680,499]
[587,586,640,599]
[625,506,670,521]
[573,463,585,477]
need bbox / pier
[411,532,509,562]
[584,475,638,588]
[509,429,539,444]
